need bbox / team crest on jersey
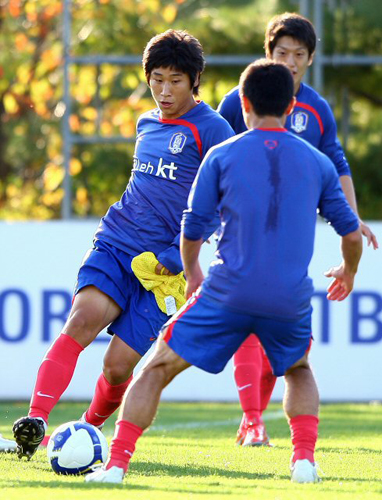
[291,111,309,133]
[169,132,187,154]
[264,140,278,150]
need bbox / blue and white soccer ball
[47,421,108,475]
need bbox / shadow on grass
[130,460,279,480]
[0,479,277,495]
[0,478,134,490]
[0,461,280,491]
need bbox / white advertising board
[0,220,381,401]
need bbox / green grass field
[1,402,381,499]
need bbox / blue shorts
[162,293,312,377]
[75,240,168,356]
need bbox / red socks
[290,414,319,463]
[29,334,84,424]
[84,373,133,428]
[260,348,277,412]
[234,334,278,426]
[233,334,263,424]
[106,420,143,472]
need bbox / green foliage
[1,402,382,499]
[322,1,382,218]
[346,98,382,219]
[0,0,381,219]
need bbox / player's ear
[241,95,251,114]
[193,73,200,90]
[308,51,315,67]
[286,96,296,116]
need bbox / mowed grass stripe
[150,409,284,431]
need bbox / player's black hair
[239,59,294,117]
[264,12,316,58]
[142,29,205,96]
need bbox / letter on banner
[42,290,72,342]
[312,292,330,344]
[351,292,382,344]
[0,289,30,342]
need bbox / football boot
[291,459,321,483]
[13,417,46,460]
[85,465,125,484]
[0,433,17,453]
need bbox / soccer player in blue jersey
[12,29,234,460]
[85,59,362,484]
[218,12,378,447]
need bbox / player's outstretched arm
[359,220,379,250]
[339,175,378,250]
[324,228,363,301]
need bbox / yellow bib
[131,252,186,315]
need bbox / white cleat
[0,433,17,452]
[291,459,321,483]
[85,465,125,484]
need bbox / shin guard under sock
[233,334,263,424]
[259,347,277,412]
[29,334,84,424]
[85,373,133,427]
[106,419,143,472]
[290,414,319,463]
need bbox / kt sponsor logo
[133,156,178,180]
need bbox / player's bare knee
[103,362,133,385]
[135,361,169,390]
[63,313,98,346]
[141,341,188,386]
[102,344,138,385]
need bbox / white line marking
[149,410,284,432]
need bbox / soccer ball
[47,421,108,475]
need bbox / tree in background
[324,0,382,219]
[0,0,381,219]
[0,0,64,218]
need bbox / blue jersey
[183,128,359,320]
[217,82,351,177]
[95,101,234,274]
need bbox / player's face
[149,67,198,120]
[270,36,314,94]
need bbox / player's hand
[185,269,204,299]
[155,263,174,276]
[359,220,378,250]
[324,264,355,301]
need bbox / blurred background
[0,0,381,220]
[0,0,381,402]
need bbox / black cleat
[13,417,46,460]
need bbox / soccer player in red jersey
[85,59,362,484]
[218,12,378,446]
